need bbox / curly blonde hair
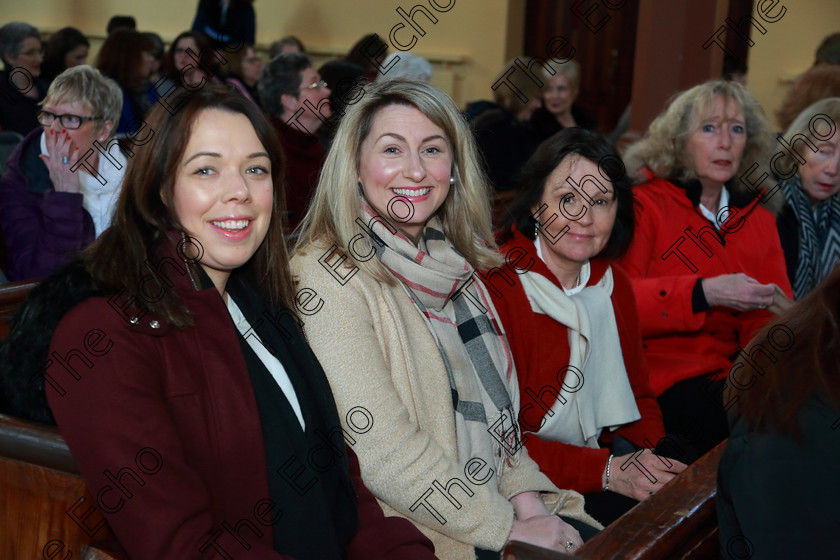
[624,80,776,197]
[293,79,500,283]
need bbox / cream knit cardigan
[292,247,597,560]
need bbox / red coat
[617,177,793,396]
[45,243,436,560]
[489,227,665,494]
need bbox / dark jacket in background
[530,103,597,142]
[471,103,540,190]
[717,394,840,559]
[0,70,47,136]
[269,115,325,230]
[0,128,95,281]
[192,0,256,47]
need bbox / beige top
[292,246,597,560]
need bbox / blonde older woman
[529,59,596,142]
[619,80,793,463]
[776,98,840,300]
[292,79,598,559]
[0,64,124,281]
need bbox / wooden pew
[503,440,727,560]
[0,413,123,559]
[0,278,38,339]
[1,282,122,558]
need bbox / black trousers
[656,375,730,464]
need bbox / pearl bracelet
[604,454,614,492]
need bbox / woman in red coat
[7,87,437,559]
[619,80,793,464]
[490,128,685,525]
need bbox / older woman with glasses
[0,65,124,281]
[0,21,49,135]
[258,52,332,229]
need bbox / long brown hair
[81,86,293,328]
[96,28,154,89]
[726,266,840,435]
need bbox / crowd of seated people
[0,13,838,559]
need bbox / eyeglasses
[302,80,328,91]
[37,110,104,130]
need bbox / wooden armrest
[0,413,78,473]
[574,440,726,559]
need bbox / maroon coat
[46,243,436,559]
[269,115,325,230]
[0,128,95,280]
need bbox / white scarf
[40,132,126,236]
[519,266,640,447]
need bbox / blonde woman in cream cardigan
[291,80,599,560]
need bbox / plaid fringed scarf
[781,176,840,299]
[362,207,522,481]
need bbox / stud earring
[449,176,455,185]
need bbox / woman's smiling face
[358,104,452,242]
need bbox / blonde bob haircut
[41,65,122,136]
[294,79,500,284]
[777,97,840,175]
[624,80,776,193]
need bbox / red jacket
[488,227,665,494]
[46,243,436,560]
[617,176,792,396]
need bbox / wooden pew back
[0,413,120,558]
[1,282,121,558]
[0,278,38,339]
[504,441,726,560]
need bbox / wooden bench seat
[0,413,122,559]
[504,440,726,560]
[1,281,122,558]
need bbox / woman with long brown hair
[96,29,155,135]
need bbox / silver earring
[449,176,455,185]
[534,220,540,238]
